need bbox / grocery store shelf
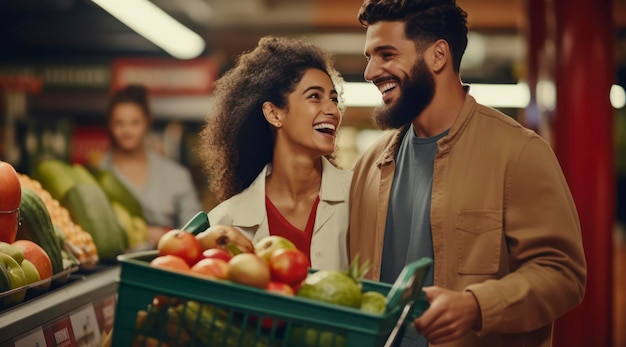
[0,265,120,345]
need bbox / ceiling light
[611,84,626,109]
[91,0,206,60]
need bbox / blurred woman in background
[198,36,351,271]
[100,85,202,247]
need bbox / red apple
[199,247,233,262]
[150,255,191,273]
[227,253,270,288]
[11,239,53,292]
[268,248,310,287]
[254,235,296,263]
[190,258,229,279]
[157,229,202,266]
[0,162,21,243]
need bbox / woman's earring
[275,122,282,128]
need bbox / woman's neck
[265,154,322,202]
[111,147,147,162]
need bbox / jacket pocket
[456,209,502,275]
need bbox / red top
[265,195,320,263]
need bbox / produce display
[124,229,389,347]
[0,158,148,310]
[32,159,149,259]
[0,161,80,309]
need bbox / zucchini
[61,183,128,262]
[17,186,65,274]
[87,165,144,219]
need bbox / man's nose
[364,59,380,82]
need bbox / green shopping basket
[111,250,431,347]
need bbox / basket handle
[384,257,432,347]
[180,211,210,235]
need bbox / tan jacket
[348,95,586,347]
[209,157,351,271]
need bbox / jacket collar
[375,92,478,167]
[226,156,346,228]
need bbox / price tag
[43,315,76,347]
[13,328,45,347]
[69,305,100,347]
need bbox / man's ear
[430,39,449,73]
[262,101,282,127]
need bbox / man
[348,1,587,346]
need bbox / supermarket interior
[0,0,625,346]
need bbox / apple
[268,248,310,287]
[190,258,229,280]
[0,241,25,264]
[157,229,202,266]
[11,240,53,292]
[20,259,41,285]
[227,253,270,288]
[199,248,232,263]
[195,225,254,255]
[254,235,296,263]
[0,252,27,307]
[150,255,191,273]
[0,161,21,243]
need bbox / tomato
[0,161,21,243]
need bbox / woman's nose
[323,100,339,116]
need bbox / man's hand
[413,286,482,344]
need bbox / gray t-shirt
[100,151,202,228]
[381,125,448,346]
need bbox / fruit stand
[0,265,119,346]
[0,159,140,346]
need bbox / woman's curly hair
[198,36,345,202]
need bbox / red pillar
[550,0,615,346]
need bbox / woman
[198,36,350,271]
[100,84,202,247]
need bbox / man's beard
[373,58,435,130]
